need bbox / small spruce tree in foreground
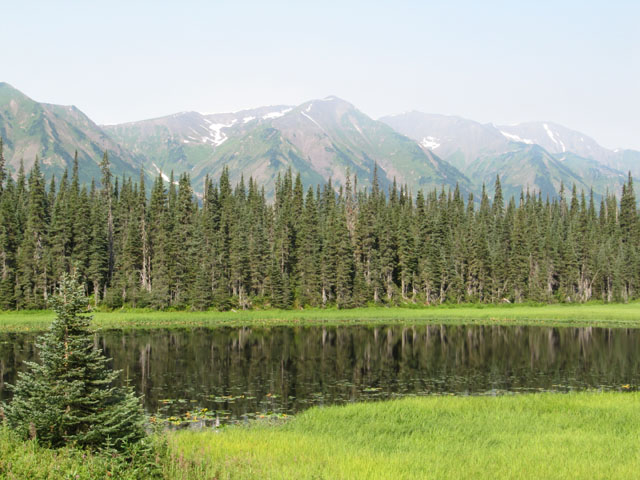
[2,273,146,450]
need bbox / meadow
[1,302,640,332]
[2,392,638,479]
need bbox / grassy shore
[3,392,638,479]
[171,392,640,479]
[1,302,640,332]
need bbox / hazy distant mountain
[381,111,634,198]
[497,121,614,162]
[465,144,620,200]
[592,149,640,181]
[0,82,140,184]
[107,96,470,194]
[380,111,511,171]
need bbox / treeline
[0,141,639,310]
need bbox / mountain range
[0,82,637,201]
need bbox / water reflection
[1,325,638,423]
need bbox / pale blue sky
[3,0,639,149]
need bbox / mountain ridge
[0,82,637,201]
[105,95,471,195]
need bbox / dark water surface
[1,325,639,423]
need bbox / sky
[3,0,639,149]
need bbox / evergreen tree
[16,158,49,308]
[88,183,109,305]
[148,174,171,308]
[333,195,354,308]
[0,178,17,308]
[1,148,640,310]
[297,187,321,305]
[0,137,5,196]
[3,274,146,450]
[99,151,115,286]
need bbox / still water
[1,325,638,423]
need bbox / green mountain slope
[467,145,593,199]
[607,149,640,180]
[554,152,627,196]
[0,83,141,184]
[190,125,327,191]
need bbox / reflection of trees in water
[2,325,640,418]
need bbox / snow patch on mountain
[206,119,237,146]
[500,131,533,144]
[301,111,324,130]
[263,107,293,120]
[152,162,171,183]
[420,136,440,150]
[242,116,255,124]
[351,118,365,137]
[544,123,566,152]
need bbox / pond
[1,324,638,424]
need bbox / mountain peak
[305,95,354,108]
[0,82,33,103]
[297,96,357,118]
[0,82,16,91]
[322,95,347,102]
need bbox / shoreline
[1,302,640,332]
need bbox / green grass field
[5,392,635,479]
[167,392,640,479]
[1,302,640,332]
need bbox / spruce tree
[297,187,321,306]
[15,157,49,308]
[0,137,5,195]
[88,183,109,305]
[0,177,17,308]
[3,274,146,450]
[99,151,115,286]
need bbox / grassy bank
[1,302,640,332]
[4,392,637,479]
[169,392,640,479]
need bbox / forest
[0,139,638,311]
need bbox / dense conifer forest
[0,139,638,310]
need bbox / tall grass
[0,427,166,479]
[169,392,640,479]
[1,302,640,332]
[2,392,638,478]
